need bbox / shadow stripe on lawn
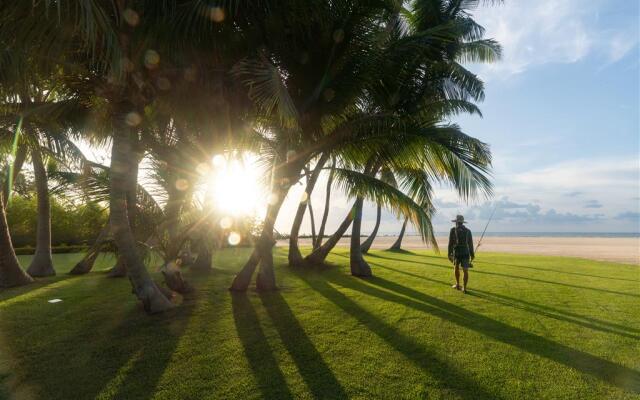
[298,272,505,400]
[370,263,640,339]
[360,253,639,298]
[232,293,295,400]
[259,291,349,399]
[331,274,640,393]
[368,253,640,283]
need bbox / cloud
[434,200,459,209]
[565,191,583,197]
[584,200,603,209]
[471,0,639,77]
[615,211,640,221]
[512,158,639,189]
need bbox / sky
[277,0,640,235]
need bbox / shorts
[454,257,471,270]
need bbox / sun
[207,154,264,216]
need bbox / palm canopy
[0,0,501,300]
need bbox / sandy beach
[280,236,640,265]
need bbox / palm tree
[314,157,336,249]
[25,144,55,277]
[0,193,33,287]
[360,167,395,254]
[1,0,256,311]
[229,0,447,289]
[388,217,409,251]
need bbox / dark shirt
[448,225,474,259]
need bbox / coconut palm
[341,0,501,275]
[388,217,409,250]
[1,0,257,311]
[229,0,458,290]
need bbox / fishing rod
[475,203,498,253]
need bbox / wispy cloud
[472,0,639,77]
[584,200,603,209]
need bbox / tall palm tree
[229,0,449,289]
[360,167,395,254]
[314,157,336,249]
[1,0,256,311]
[0,193,33,287]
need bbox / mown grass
[0,248,638,399]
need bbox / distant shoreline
[281,235,640,265]
[296,232,640,239]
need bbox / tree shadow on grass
[369,251,441,261]
[472,260,640,283]
[0,372,9,400]
[334,274,640,393]
[470,289,640,339]
[102,302,196,400]
[361,253,640,299]
[259,291,349,399]
[0,276,194,400]
[0,274,82,304]
[231,293,294,400]
[381,248,417,255]
[371,261,640,339]
[296,271,504,400]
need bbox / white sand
[280,236,640,265]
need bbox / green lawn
[0,248,638,399]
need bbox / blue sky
[277,0,640,234]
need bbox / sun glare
[208,155,264,216]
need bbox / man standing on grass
[448,215,474,294]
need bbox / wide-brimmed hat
[451,215,466,223]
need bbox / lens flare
[228,232,241,246]
[208,155,264,216]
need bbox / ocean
[384,232,640,238]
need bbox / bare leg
[454,264,461,288]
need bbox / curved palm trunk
[389,217,408,251]
[304,201,356,265]
[2,143,27,203]
[107,151,139,278]
[360,203,381,254]
[163,186,187,262]
[349,197,372,277]
[0,195,33,287]
[26,147,55,277]
[191,238,212,273]
[288,155,328,267]
[314,160,335,249]
[69,223,110,274]
[230,192,286,291]
[110,125,172,313]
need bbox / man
[448,215,474,293]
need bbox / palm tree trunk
[191,237,212,273]
[389,217,408,251]
[314,159,335,249]
[360,203,381,254]
[163,185,186,262]
[110,123,172,313]
[107,149,139,278]
[288,155,328,267]
[349,197,372,277]
[0,194,33,287]
[2,143,27,203]
[304,201,355,265]
[230,192,286,291]
[26,146,55,277]
[308,201,317,248]
[69,223,110,274]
